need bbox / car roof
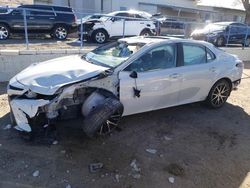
[108,10,152,17]
[119,36,215,48]
[19,4,73,11]
[213,21,245,26]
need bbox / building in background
[197,0,245,22]
[33,0,246,23]
[0,0,33,6]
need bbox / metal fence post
[184,23,187,39]
[23,8,29,50]
[122,19,125,38]
[226,25,231,47]
[157,20,160,36]
[80,17,83,49]
[243,26,248,50]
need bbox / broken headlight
[25,90,38,99]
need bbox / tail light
[74,14,77,23]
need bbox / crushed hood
[14,55,108,95]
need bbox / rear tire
[53,25,68,40]
[206,79,232,108]
[0,24,10,40]
[82,97,123,138]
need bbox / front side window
[125,44,176,72]
[183,44,206,66]
[83,41,145,68]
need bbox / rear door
[177,43,218,104]
[110,13,131,37]
[26,7,55,31]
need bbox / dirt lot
[0,64,250,188]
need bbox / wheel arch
[0,22,10,28]
[81,87,122,117]
[140,28,151,35]
[91,28,109,38]
[210,77,233,95]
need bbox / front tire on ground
[140,29,152,37]
[206,79,232,108]
[92,29,108,44]
[216,36,225,47]
[82,97,124,138]
[242,37,250,47]
[0,24,10,40]
[53,25,68,40]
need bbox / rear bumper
[68,23,78,33]
[232,79,241,89]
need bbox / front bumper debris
[9,99,50,132]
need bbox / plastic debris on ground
[146,148,157,154]
[32,170,40,177]
[89,163,103,173]
[168,177,175,184]
[3,124,11,130]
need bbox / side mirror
[129,71,137,79]
[110,17,115,22]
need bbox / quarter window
[125,44,176,72]
[206,47,216,62]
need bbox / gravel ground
[0,63,250,188]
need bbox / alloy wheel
[211,83,230,107]
[98,113,122,136]
[217,37,224,46]
[55,27,67,40]
[95,32,106,43]
[0,26,9,40]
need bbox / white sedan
[7,36,243,138]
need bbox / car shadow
[0,99,250,187]
[0,82,7,95]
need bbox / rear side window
[183,44,206,66]
[29,8,54,16]
[183,44,215,66]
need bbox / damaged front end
[8,69,120,137]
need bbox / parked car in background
[8,36,243,139]
[158,17,185,37]
[79,10,156,43]
[191,22,250,47]
[0,6,9,14]
[0,4,77,40]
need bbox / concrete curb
[0,48,91,56]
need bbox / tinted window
[27,8,54,16]
[125,44,176,72]
[183,44,206,66]
[115,13,133,21]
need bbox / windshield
[204,23,226,32]
[83,41,145,68]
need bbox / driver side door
[119,43,182,116]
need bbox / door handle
[209,67,216,72]
[170,73,180,79]
[49,17,55,20]
[29,17,35,20]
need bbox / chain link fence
[0,6,249,50]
